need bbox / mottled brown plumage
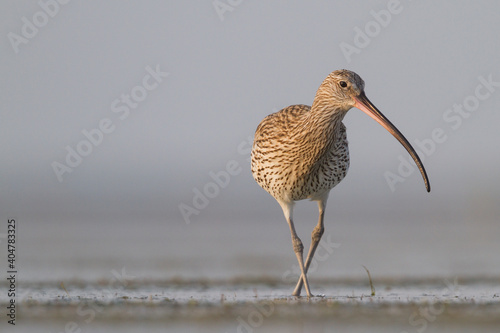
[251,70,430,297]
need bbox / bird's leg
[293,199,326,296]
[288,220,312,297]
[280,202,312,297]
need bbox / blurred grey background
[1,1,499,282]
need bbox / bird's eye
[339,81,348,88]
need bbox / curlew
[251,69,430,297]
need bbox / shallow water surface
[1,277,499,333]
[1,217,499,332]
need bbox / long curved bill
[353,92,431,192]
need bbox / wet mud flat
[1,277,500,332]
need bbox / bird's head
[329,69,366,108]
[316,69,431,192]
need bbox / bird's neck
[308,82,351,133]
[303,101,348,143]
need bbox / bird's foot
[292,293,325,298]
